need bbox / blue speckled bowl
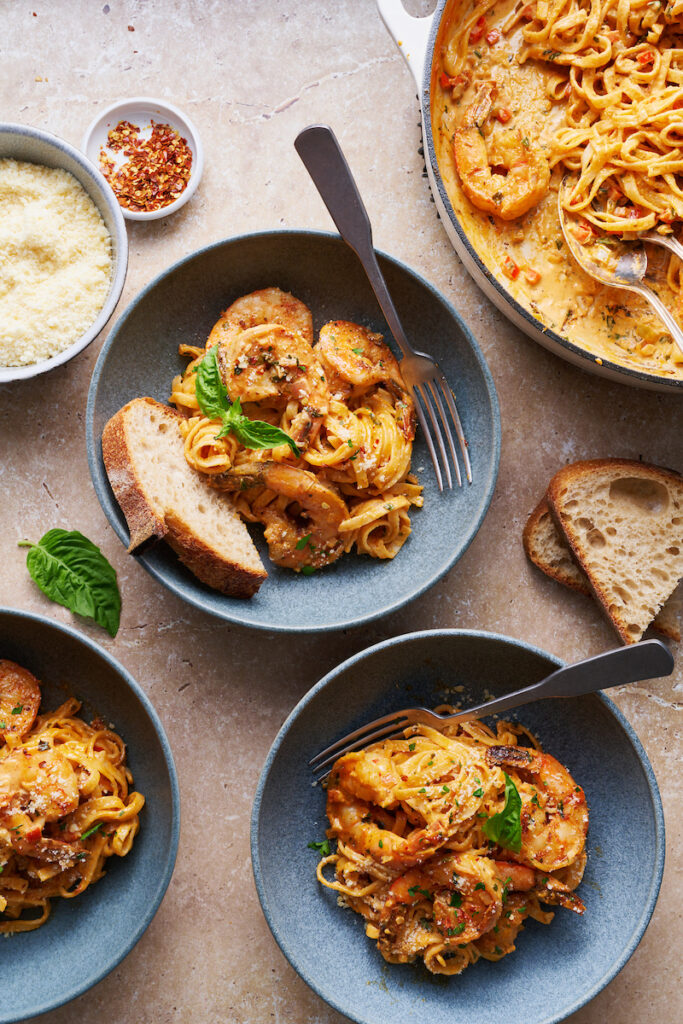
[0,123,128,384]
[251,630,665,1024]
[86,230,500,633]
[0,609,179,1024]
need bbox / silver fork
[309,639,674,780]
[295,124,471,491]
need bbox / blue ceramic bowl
[0,123,128,384]
[86,230,500,633]
[0,609,179,1023]
[251,630,665,1024]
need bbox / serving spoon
[557,183,683,358]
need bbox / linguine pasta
[0,661,144,934]
[169,290,423,573]
[316,714,587,975]
[433,0,683,377]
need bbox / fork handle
[294,124,412,358]
[631,281,683,358]
[451,639,674,724]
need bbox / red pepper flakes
[99,119,193,213]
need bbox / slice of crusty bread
[102,397,267,598]
[546,459,683,644]
[524,495,681,641]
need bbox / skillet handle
[376,0,435,86]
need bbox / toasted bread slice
[102,397,267,598]
[524,496,680,641]
[546,459,683,643]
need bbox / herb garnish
[196,348,298,456]
[81,822,104,841]
[307,839,331,858]
[482,772,522,852]
[19,530,121,637]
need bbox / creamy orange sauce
[431,0,683,379]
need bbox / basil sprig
[19,529,121,637]
[482,772,522,852]
[196,348,299,456]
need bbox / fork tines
[309,711,412,780]
[412,373,472,492]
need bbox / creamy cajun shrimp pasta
[170,287,422,573]
[0,660,144,933]
[315,715,587,975]
[432,0,683,378]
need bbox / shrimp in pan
[453,83,550,220]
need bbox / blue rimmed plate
[251,629,665,1024]
[0,609,180,1023]
[86,230,500,632]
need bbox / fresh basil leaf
[230,416,299,456]
[198,360,300,456]
[195,347,230,421]
[19,529,121,637]
[482,772,522,852]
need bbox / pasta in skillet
[433,0,683,377]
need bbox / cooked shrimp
[0,748,79,823]
[0,660,41,741]
[474,892,531,958]
[215,323,329,448]
[382,852,503,944]
[317,321,415,439]
[207,286,314,348]
[222,461,348,569]
[487,746,588,871]
[453,83,550,220]
[326,753,447,868]
[494,860,585,913]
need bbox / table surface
[1,2,681,1022]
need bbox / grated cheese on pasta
[0,158,112,367]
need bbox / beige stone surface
[1,2,681,1022]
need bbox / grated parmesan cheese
[0,158,112,367]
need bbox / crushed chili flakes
[99,119,192,213]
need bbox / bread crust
[523,497,590,595]
[547,458,683,643]
[524,492,680,640]
[102,398,266,599]
[102,397,169,552]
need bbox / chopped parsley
[295,533,312,550]
[80,822,103,841]
[307,839,331,858]
[408,885,433,900]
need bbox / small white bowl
[0,122,128,384]
[82,97,203,221]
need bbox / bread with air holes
[102,397,266,598]
[524,494,680,641]
[545,459,683,644]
